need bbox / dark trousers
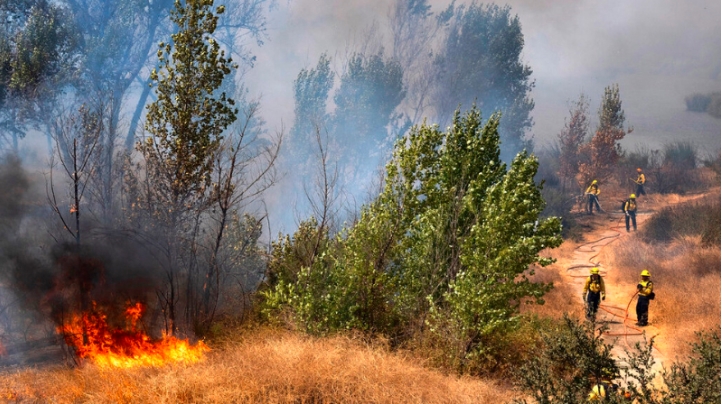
[636,295,650,325]
[586,291,601,320]
[625,211,637,231]
[636,183,646,196]
[588,194,601,213]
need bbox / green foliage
[514,315,619,404]
[662,332,721,404]
[8,2,77,98]
[332,51,406,154]
[0,0,78,146]
[142,0,237,204]
[289,53,334,160]
[264,107,562,370]
[433,2,534,161]
[516,320,722,404]
[265,217,330,288]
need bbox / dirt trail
[553,192,708,374]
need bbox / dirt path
[554,192,709,374]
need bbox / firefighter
[624,194,637,232]
[635,269,654,326]
[635,168,646,196]
[583,267,606,321]
[585,180,601,214]
[588,380,631,401]
[588,383,606,401]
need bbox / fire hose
[566,212,662,355]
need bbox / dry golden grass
[522,246,578,318]
[605,234,721,358]
[0,328,517,403]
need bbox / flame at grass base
[57,302,209,368]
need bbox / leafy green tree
[0,0,78,150]
[332,51,405,157]
[389,0,452,125]
[264,107,562,367]
[137,0,237,334]
[432,2,534,161]
[288,53,334,163]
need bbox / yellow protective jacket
[588,384,606,401]
[586,184,600,195]
[636,173,646,185]
[624,199,637,212]
[638,280,653,297]
[584,276,606,297]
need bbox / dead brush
[0,327,518,403]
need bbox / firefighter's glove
[636,284,642,291]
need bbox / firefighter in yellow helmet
[635,168,646,197]
[583,267,606,321]
[585,180,601,214]
[588,383,606,401]
[635,269,654,326]
[624,194,637,232]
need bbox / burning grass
[0,327,517,403]
[57,302,209,369]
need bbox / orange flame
[57,302,209,368]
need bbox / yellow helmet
[640,269,651,277]
[592,180,598,184]
[589,384,607,400]
[590,267,600,275]
[630,194,636,199]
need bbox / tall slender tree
[579,84,632,181]
[138,0,237,334]
[558,94,590,190]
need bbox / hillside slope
[0,328,516,403]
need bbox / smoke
[245,0,720,148]
[0,155,166,364]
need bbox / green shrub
[513,315,619,404]
[663,331,721,403]
[263,107,563,371]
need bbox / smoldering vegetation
[0,155,179,365]
[0,1,719,402]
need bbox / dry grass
[605,235,721,358]
[0,328,517,403]
[522,245,578,318]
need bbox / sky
[244,0,721,153]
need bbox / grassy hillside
[0,328,517,403]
